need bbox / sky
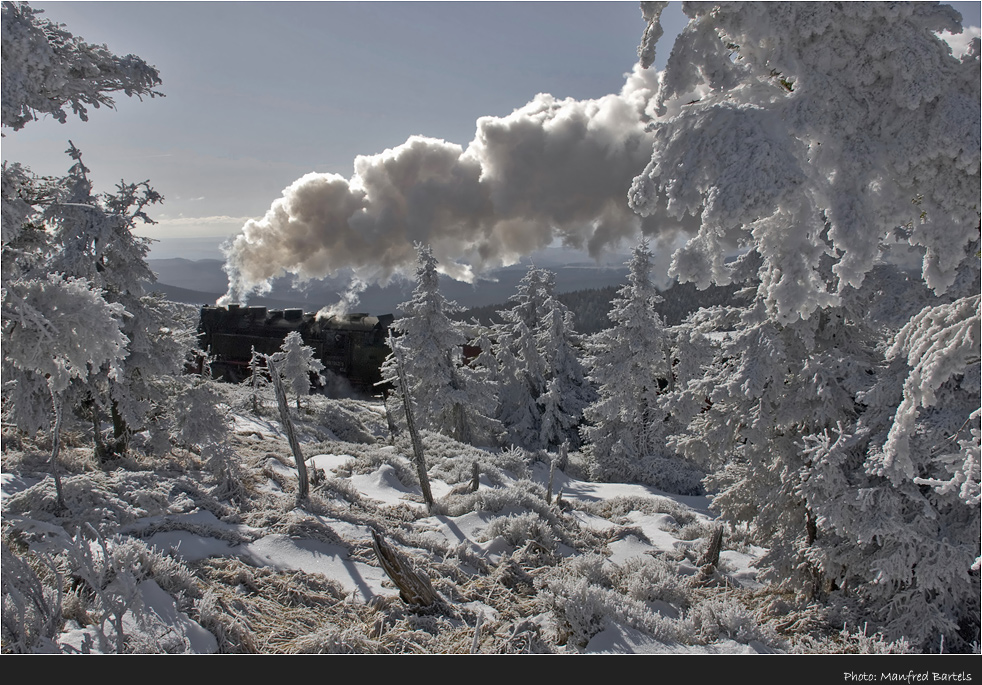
[3,2,689,249]
[4,1,980,272]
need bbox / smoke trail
[316,278,368,320]
[220,65,690,304]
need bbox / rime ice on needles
[582,239,670,481]
[632,2,980,650]
[381,244,497,445]
[629,2,980,322]
[0,1,162,131]
[270,331,325,412]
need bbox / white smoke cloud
[220,64,688,304]
[316,278,368,320]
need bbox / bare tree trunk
[88,396,109,463]
[451,401,472,445]
[383,393,399,443]
[471,611,484,654]
[546,455,556,505]
[48,389,66,511]
[266,355,309,504]
[388,332,433,511]
[110,398,128,455]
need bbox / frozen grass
[0,384,921,654]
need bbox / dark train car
[198,305,394,390]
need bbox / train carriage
[198,305,394,391]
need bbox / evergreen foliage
[632,2,980,649]
[382,244,499,445]
[1,1,222,460]
[270,331,324,412]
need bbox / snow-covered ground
[0,391,910,655]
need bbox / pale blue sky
[4,2,690,245]
[4,1,979,257]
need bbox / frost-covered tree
[2,2,211,461]
[2,274,128,506]
[493,266,553,449]
[794,287,980,647]
[381,244,499,445]
[582,240,671,480]
[493,264,592,451]
[632,2,980,649]
[1,1,162,131]
[536,295,594,450]
[632,3,979,316]
[270,331,324,412]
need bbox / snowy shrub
[482,512,557,552]
[330,448,417,490]
[5,472,171,529]
[161,378,231,454]
[315,399,384,444]
[585,495,699,528]
[536,561,680,649]
[58,530,200,653]
[426,438,534,488]
[443,478,546,517]
[4,526,201,654]
[1,542,62,653]
[560,447,592,482]
[632,454,705,496]
[204,443,250,507]
[681,596,774,647]
[613,556,693,612]
[792,624,914,655]
[557,553,611,590]
[291,624,381,654]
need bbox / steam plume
[220,65,689,304]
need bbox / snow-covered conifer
[270,331,325,412]
[582,240,670,480]
[632,3,980,649]
[2,2,214,460]
[381,244,498,445]
[537,295,593,450]
[1,1,162,131]
[494,266,553,449]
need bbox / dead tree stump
[370,529,440,608]
[698,524,724,567]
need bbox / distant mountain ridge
[148,255,633,315]
[457,280,744,335]
[149,253,741,330]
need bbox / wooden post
[469,461,480,493]
[266,355,309,504]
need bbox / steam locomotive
[197,305,394,390]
